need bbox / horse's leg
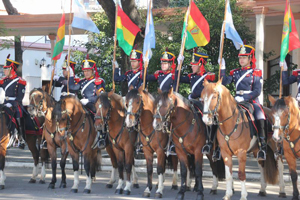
[47,144,57,189]
[171,155,179,190]
[26,134,39,183]
[59,145,69,189]
[115,149,124,194]
[0,152,6,189]
[237,151,247,200]
[106,144,118,188]
[176,151,188,200]
[155,148,166,198]
[222,152,233,200]
[285,152,299,200]
[195,150,204,200]
[277,158,286,197]
[70,151,80,193]
[83,152,92,194]
[142,147,153,197]
[132,165,139,188]
[257,160,267,196]
[39,148,48,184]
[123,145,134,195]
[206,154,219,194]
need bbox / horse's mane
[273,98,286,112]
[96,92,124,110]
[54,95,83,120]
[126,89,155,102]
[154,91,190,110]
[285,96,299,115]
[30,88,57,107]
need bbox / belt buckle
[240,90,244,95]
[5,97,8,101]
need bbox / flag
[117,5,141,56]
[72,0,100,33]
[52,13,65,60]
[280,0,300,63]
[224,0,243,49]
[143,0,155,62]
[182,1,210,50]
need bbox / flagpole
[112,0,119,91]
[279,64,283,99]
[67,0,73,95]
[49,60,57,94]
[142,0,152,90]
[175,0,192,92]
[218,0,229,80]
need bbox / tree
[2,0,23,76]
[153,0,169,8]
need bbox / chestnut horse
[153,89,226,200]
[269,95,300,200]
[94,91,137,195]
[54,95,99,193]
[125,87,180,198]
[201,79,285,200]
[28,88,69,189]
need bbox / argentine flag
[72,0,100,33]
[223,0,243,49]
[143,0,155,62]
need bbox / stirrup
[97,139,106,150]
[135,144,144,154]
[40,140,47,150]
[257,149,266,161]
[212,149,221,162]
[202,143,212,155]
[167,145,176,156]
[7,135,16,149]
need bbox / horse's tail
[40,148,50,165]
[263,145,279,184]
[211,157,225,181]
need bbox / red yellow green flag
[280,0,300,63]
[116,5,141,55]
[182,1,210,50]
[52,13,65,60]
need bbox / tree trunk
[2,0,23,76]
[153,0,169,8]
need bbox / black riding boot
[257,120,266,161]
[167,141,176,156]
[202,125,217,154]
[41,138,47,149]
[16,118,26,149]
[98,130,107,149]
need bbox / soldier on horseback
[220,45,266,161]
[176,50,218,156]
[1,54,26,149]
[69,55,106,149]
[281,61,300,101]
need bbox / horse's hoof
[155,184,158,189]
[39,180,45,184]
[123,190,130,195]
[176,192,184,200]
[222,196,230,200]
[83,189,91,194]
[115,188,123,194]
[258,191,267,196]
[232,189,235,194]
[133,183,139,188]
[0,185,4,190]
[143,192,150,197]
[28,178,36,183]
[48,183,55,189]
[193,187,199,192]
[210,189,217,195]
[196,194,204,200]
[292,197,299,200]
[106,184,113,188]
[278,192,287,198]
[59,182,67,188]
[186,186,191,191]
[71,188,78,193]
[171,185,178,190]
[155,192,162,198]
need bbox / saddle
[237,102,257,138]
[0,104,17,134]
[23,107,43,136]
[189,99,203,117]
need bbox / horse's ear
[216,77,223,86]
[203,79,209,87]
[157,88,162,94]
[117,110,125,117]
[138,85,144,94]
[168,88,173,97]
[108,89,114,97]
[268,95,276,106]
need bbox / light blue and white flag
[224,0,243,49]
[143,0,155,62]
[72,0,100,33]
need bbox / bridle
[125,96,143,126]
[272,107,291,135]
[56,109,72,134]
[28,91,47,117]
[95,100,112,132]
[202,92,221,125]
[153,97,175,132]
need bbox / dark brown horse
[201,79,285,200]
[28,88,69,189]
[94,91,137,195]
[269,95,300,200]
[125,87,179,198]
[54,95,99,193]
[153,89,226,200]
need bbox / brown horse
[94,91,137,195]
[153,89,226,200]
[28,88,69,189]
[53,95,99,193]
[269,95,300,200]
[201,79,284,200]
[125,87,180,198]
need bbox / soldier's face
[239,56,251,67]
[3,68,11,77]
[130,60,139,69]
[161,62,170,71]
[191,64,200,73]
[62,69,68,77]
[83,69,93,79]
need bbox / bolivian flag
[52,13,65,60]
[182,1,210,50]
[117,5,141,56]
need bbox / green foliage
[0,21,15,50]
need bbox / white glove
[53,75,59,81]
[280,61,288,71]
[297,94,300,101]
[80,99,89,105]
[5,103,12,108]
[177,54,184,64]
[113,61,119,68]
[68,66,74,77]
[218,58,226,69]
[235,96,244,102]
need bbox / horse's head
[201,79,224,125]
[153,88,176,132]
[269,95,299,143]
[125,87,144,128]
[28,88,48,117]
[95,91,113,132]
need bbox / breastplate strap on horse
[191,74,207,93]
[159,73,172,90]
[128,72,140,87]
[236,69,253,90]
[4,77,19,92]
[81,79,95,96]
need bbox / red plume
[86,54,89,59]
[65,54,68,60]
[243,39,247,45]
[133,44,137,50]
[7,54,10,59]
[165,47,169,52]
[194,47,198,53]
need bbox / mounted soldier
[220,45,266,161]
[69,55,106,148]
[281,61,300,101]
[1,54,26,149]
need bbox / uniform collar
[241,66,252,71]
[162,70,171,74]
[8,73,18,79]
[86,76,95,80]
[133,68,141,73]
